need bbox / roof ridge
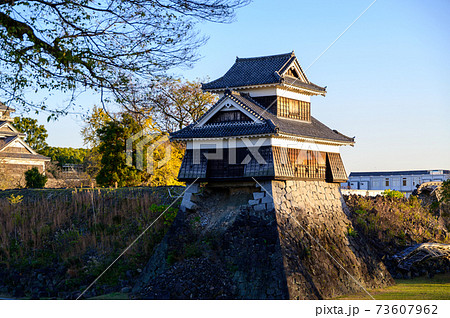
[228,93,264,121]
[236,52,293,62]
[236,92,269,113]
[278,54,297,76]
[201,121,260,128]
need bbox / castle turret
[170,52,354,184]
[152,53,393,300]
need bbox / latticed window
[325,152,347,183]
[209,110,251,123]
[277,97,310,121]
[275,147,326,179]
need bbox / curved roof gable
[202,52,326,95]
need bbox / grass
[0,186,184,298]
[89,273,450,300]
[335,273,450,300]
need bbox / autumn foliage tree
[94,112,184,187]
[146,78,217,132]
[82,77,216,187]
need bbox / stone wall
[135,180,393,299]
[0,160,46,189]
[270,180,393,299]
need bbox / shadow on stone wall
[133,180,393,299]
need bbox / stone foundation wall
[136,180,393,299]
[270,180,393,299]
[0,161,46,189]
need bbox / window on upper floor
[208,110,252,124]
[277,97,310,121]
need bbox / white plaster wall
[187,137,341,153]
[216,87,311,102]
[275,88,310,102]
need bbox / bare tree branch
[0,0,250,115]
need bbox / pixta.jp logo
[126,131,171,173]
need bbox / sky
[17,0,450,173]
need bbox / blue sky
[23,0,450,172]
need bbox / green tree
[25,167,47,188]
[13,117,48,152]
[40,147,88,166]
[80,107,112,180]
[0,0,248,114]
[149,140,184,187]
[83,78,211,185]
[96,114,150,187]
[95,113,183,187]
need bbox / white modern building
[343,170,450,194]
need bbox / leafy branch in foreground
[0,0,249,115]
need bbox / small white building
[343,170,450,194]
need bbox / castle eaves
[202,52,326,94]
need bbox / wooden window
[304,101,310,121]
[277,97,310,121]
[326,153,347,183]
[277,96,288,118]
[315,151,326,179]
[402,178,407,186]
[274,147,326,180]
[289,99,300,118]
[385,178,390,187]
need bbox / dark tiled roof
[170,91,354,144]
[0,126,50,160]
[0,121,25,137]
[282,76,325,92]
[349,170,450,177]
[171,121,275,139]
[0,135,18,151]
[202,52,326,94]
[0,152,50,161]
